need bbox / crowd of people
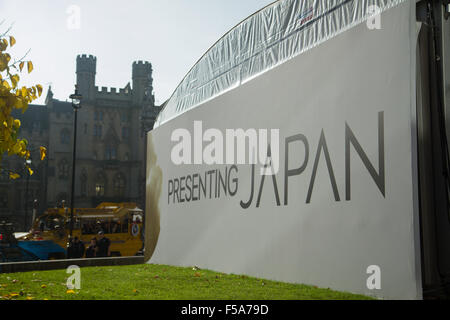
[67,231,111,259]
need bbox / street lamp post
[69,85,82,237]
[24,158,32,231]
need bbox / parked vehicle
[19,202,144,258]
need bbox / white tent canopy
[155,0,406,127]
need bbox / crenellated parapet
[132,60,153,106]
[94,86,133,102]
[76,54,97,74]
[132,61,152,79]
[76,54,97,100]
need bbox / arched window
[95,111,104,121]
[61,129,71,144]
[105,145,117,160]
[95,172,106,197]
[113,173,126,197]
[58,159,69,179]
[94,125,103,137]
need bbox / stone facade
[0,55,162,229]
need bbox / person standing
[85,238,97,258]
[72,237,85,258]
[96,231,111,257]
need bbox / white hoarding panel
[145,1,420,299]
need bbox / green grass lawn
[0,264,372,300]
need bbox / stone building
[0,55,162,229]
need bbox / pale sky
[0,0,274,105]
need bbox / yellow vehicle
[22,202,144,258]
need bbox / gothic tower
[76,54,97,101]
[132,61,154,106]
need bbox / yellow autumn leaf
[41,284,47,288]
[11,75,19,88]
[36,84,43,97]
[66,290,75,294]
[2,80,10,90]
[9,173,20,180]
[27,61,33,74]
[0,39,7,51]
[40,146,47,161]
[0,34,44,176]
[13,97,24,110]
[28,167,33,176]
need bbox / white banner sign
[145,1,421,299]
